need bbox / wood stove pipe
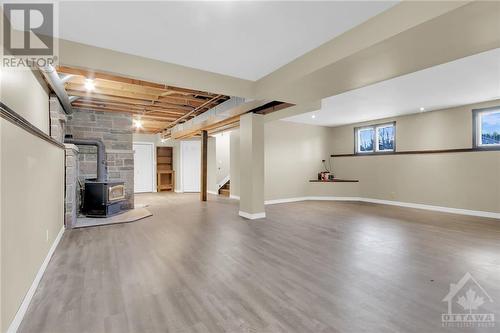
[64,137,107,182]
[39,65,77,115]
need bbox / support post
[200,130,208,201]
[238,113,265,219]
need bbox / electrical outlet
[46,230,49,242]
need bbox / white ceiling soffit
[284,48,500,127]
[58,1,398,81]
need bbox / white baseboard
[307,196,360,202]
[7,226,65,333]
[229,195,240,200]
[174,189,183,193]
[208,190,218,195]
[263,196,500,219]
[239,211,266,219]
[357,198,500,219]
[264,197,309,205]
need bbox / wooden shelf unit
[157,147,175,191]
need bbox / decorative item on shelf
[318,158,334,181]
[318,171,331,181]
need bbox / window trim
[354,121,396,155]
[472,107,500,150]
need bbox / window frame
[472,107,500,150]
[356,126,375,154]
[354,121,396,155]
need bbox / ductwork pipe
[64,137,107,182]
[39,65,74,115]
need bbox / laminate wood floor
[19,193,500,333]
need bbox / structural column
[239,113,265,219]
[200,130,208,201]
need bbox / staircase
[218,180,230,197]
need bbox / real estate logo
[2,2,57,68]
[442,272,495,328]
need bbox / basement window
[355,122,395,154]
[473,107,500,148]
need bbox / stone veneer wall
[64,144,79,227]
[49,95,79,228]
[65,109,134,210]
[49,94,67,142]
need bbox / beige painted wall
[329,100,500,213]
[232,101,499,214]
[230,120,337,201]
[0,68,50,134]
[1,68,65,332]
[329,100,500,154]
[1,119,65,332]
[264,120,333,201]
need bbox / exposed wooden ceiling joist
[58,66,230,133]
[165,94,224,130]
[58,65,218,98]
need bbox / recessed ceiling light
[84,79,95,91]
[311,114,316,119]
[420,107,425,112]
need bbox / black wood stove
[65,136,126,217]
[82,181,126,217]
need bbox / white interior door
[181,141,200,192]
[133,143,154,193]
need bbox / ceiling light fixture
[420,107,425,112]
[133,119,143,129]
[84,78,95,91]
[311,114,316,119]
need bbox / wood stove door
[108,185,125,202]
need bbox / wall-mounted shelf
[309,179,359,183]
[331,147,499,158]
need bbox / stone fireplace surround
[50,96,134,228]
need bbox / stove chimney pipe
[64,137,107,182]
